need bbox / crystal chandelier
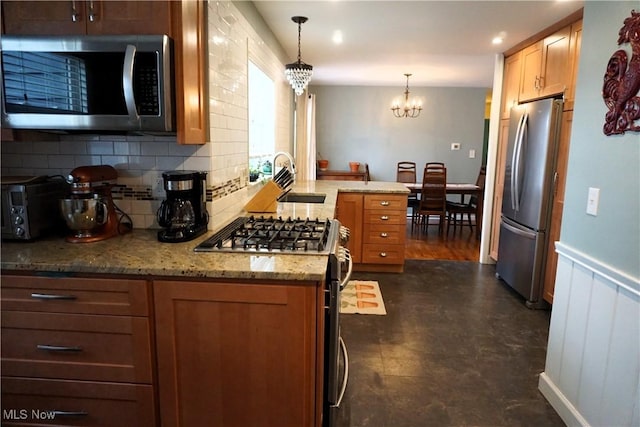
[391,73,422,118]
[285,16,313,96]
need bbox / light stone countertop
[1,180,408,281]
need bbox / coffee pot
[157,171,208,242]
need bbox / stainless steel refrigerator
[496,98,563,308]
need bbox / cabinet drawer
[1,276,149,316]
[363,194,407,210]
[362,244,405,264]
[363,223,405,245]
[1,311,152,383]
[1,377,156,426]
[363,210,406,225]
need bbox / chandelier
[285,16,313,96]
[391,73,422,118]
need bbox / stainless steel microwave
[0,34,174,132]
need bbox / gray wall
[561,1,639,278]
[310,85,487,183]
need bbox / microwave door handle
[123,44,141,126]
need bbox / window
[248,61,275,182]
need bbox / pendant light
[285,16,313,96]
[391,73,422,118]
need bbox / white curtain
[295,92,316,181]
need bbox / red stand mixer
[60,165,130,243]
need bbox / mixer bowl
[60,198,107,235]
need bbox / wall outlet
[586,187,600,216]
[469,149,476,158]
[153,177,165,198]
[451,143,461,150]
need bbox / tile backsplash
[1,1,292,231]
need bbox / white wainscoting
[539,242,640,427]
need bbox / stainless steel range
[194,215,351,426]
[194,215,336,254]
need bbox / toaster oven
[1,176,68,240]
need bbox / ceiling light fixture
[285,16,313,96]
[391,73,422,118]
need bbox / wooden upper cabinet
[519,25,571,102]
[518,41,544,102]
[2,1,171,35]
[500,52,521,119]
[171,0,209,145]
[564,20,583,111]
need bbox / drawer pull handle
[380,215,389,220]
[52,411,89,418]
[37,344,83,352]
[380,232,388,238]
[31,293,77,301]
[380,201,390,206]
[380,252,387,257]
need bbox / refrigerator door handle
[511,113,526,211]
[501,216,532,238]
[513,113,528,212]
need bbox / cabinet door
[336,193,363,263]
[542,110,573,304]
[2,1,171,36]
[539,25,571,98]
[564,20,583,111]
[490,118,511,261]
[518,41,543,102]
[172,0,209,144]
[154,280,319,427]
[88,1,172,35]
[501,52,521,119]
[2,1,87,35]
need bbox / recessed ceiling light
[492,31,507,45]
[332,30,343,45]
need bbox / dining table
[403,182,483,238]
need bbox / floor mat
[340,280,387,315]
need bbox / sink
[278,192,326,203]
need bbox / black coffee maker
[157,171,209,243]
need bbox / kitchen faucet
[273,151,297,180]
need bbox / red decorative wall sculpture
[602,9,640,136]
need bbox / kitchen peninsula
[1,180,408,427]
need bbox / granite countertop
[1,180,408,281]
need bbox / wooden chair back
[469,166,487,207]
[396,161,417,183]
[425,162,445,171]
[420,167,446,209]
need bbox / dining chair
[415,166,447,234]
[425,162,445,171]
[446,166,486,236]
[396,162,419,220]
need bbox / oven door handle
[334,336,349,408]
[338,248,353,291]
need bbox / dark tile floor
[336,260,565,427]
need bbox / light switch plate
[469,149,476,158]
[451,143,461,150]
[586,187,600,216]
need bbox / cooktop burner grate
[194,216,334,254]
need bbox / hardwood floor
[404,217,480,261]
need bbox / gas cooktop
[194,215,336,254]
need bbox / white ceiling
[251,0,584,88]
